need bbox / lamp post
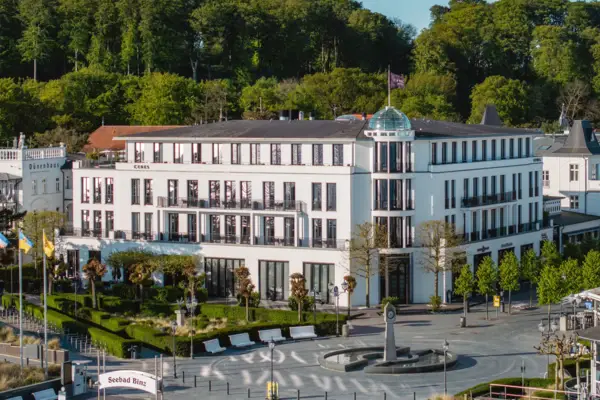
[570,342,587,400]
[171,321,177,378]
[185,297,198,359]
[329,283,340,336]
[538,319,558,374]
[443,339,449,395]
[311,287,317,324]
[269,339,275,400]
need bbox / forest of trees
[1,0,600,147]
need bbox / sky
[360,0,445,32]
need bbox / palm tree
[82,259,107,309]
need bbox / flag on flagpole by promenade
[43,231,54,258]
[389,71,405,90]
[0,232,10,248]
[18,232,33,254]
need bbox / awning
[576,326,600,342]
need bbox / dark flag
[389,72,405,90]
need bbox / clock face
[387,310,395,320]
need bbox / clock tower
[383,302,397,362]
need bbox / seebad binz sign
[98,370,161,395]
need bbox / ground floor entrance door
[259,260,289,301]
[303,263,335,304]
[379,254,410,304]
[204,257,243,297]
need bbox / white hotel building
[56,106,551,306]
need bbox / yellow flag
[19,231,33,254]
[43,231,54,258]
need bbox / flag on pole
[43,231,54,258]
[18,232,33,254]
[0,232,10,248]
[390,72,405,90]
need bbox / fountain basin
[319,346,410,372]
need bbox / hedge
[199,304,346,324]
[548,358,590,381]
[455,377,555,397]
[89,328,140,359]
[89,310,131,333]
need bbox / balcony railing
[461,191,515,208]
[463,221,544,243]
[157,196,307,213]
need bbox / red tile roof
[83,125,183,152]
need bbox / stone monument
[383,302,397,362]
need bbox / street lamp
[341,280,349,318]
[269,339,275,400]
[329,283,340,336]
[443,339,449,395]
[538,319,558,374]
[185,297,198,359]
[171,321,177,378]
[311,287,318,324]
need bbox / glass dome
[368,107,411,131]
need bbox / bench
[7,396,23,400]
[258,329,286,343]
[228,333,255,348]
[203,338,226,354]
[33,389,57,400]
[290,325,317,340]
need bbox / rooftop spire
[480,105,503,126]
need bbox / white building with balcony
[0,135,68,216]
[56,106,551,305]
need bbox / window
[135,142,143,162]
[284,182,295,210]
[535,171,539,196]
[390,179,402,210]
[41,179,46,194]
[312,183,322,210]
[482,176,488,197]
[212,143,222,164]
[263,216,274,244]
[209,180,220,207]
[543,171,550,188]
[312,144,323,165]
[326,219,337,248]
[153,143,163,163]
[173,143,183,163]
[93,178,101,203]
[105,211,114,235]
[250,144,261,164]
[225,180,236,207]
[471,141,477,161]
[390,217,403,248]
[518,138,523,158]
[376,142,388,172]
[168,179,178,206]
[209,215,220,241]
[326,183,336,211]
[259,260,289,301]
[431,143,438,165]
[187,180,199,204]
[445,180,449,209]
[81,210,90,233]
[525,138,531,157]
[491,139,497,160]
[501,139,506,159]
[570,195,579,209]
[473,177,479,197]
[169,214,180,241]
[192,143,201,163]
[203,257,243,297]
[132,212,140,235]
[144,213,153,238]
[144,179,153,205]
[271,144,281,165]
[461,141,467,162]
[231,143,241,164]
[529,172,533,197]
[451,180,456,208]
[481,140,487,161]
[451,142,457,163]
[55,178,60,193]
[65,175,70,190]
[491,176,497,196]
[390,142,402,172]
[240,181,251,209]
[284,217,295,245]
[512,173,517,200]
[291,144,302,165]
[518,173,522,199]
[375,179,388,210]
[131,179,140,205]
[509,138,515,159]
[405,179,413,209]
[442,142,447,164]
[312,219,322,247]
[333,144,343,166]
[570,164,579,181]
[225,215,236,243]
[463,178,469,200]
[263,181,275,209]
[241,216,251,243]
[81,177,89,203]
[105,178,113,204]
[93,211,101,235]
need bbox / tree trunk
[139,284,143,302]
[529,282,533,308]
[48,276,53,296]
[91,279,96,309]
[245,297,249,321]
[434,271,439,300]
[298,301,302,322]
[463,295,467,317]
[554,357,558,390]
[365,272,370,308]
[508,290,512,315]
[33,58,37,81]
[576,359,580,395]
[558,358,564,390]
[548,304,552,327]
[485,294,489,320]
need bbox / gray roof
[543,195,563,201]
[119,119,537,141]
[480,105,503,126]
[550,211,600,227]
[0,173,20,181]
[577,325,600,341]
[538,120,600,156]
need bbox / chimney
[299,111,305,121]
[309,111,316,121]
[362,112,367,121]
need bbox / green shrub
[288,296,315,312]
[125,324,174,353]
[236,292,260,308]
[380,297,400,312]
[140,301,177,317]
[53,279,73,293]
[89,327,139,359]
[110,283,136,299]
[548,358,590,379]
[532,391,566,399]
[199,304,345,324]
[1,294,18,309]
[429,295,442,312]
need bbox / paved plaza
[70,303,551,400]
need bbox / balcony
[463,221,544,243]
[157,197,307,213]
[461,192,515,208]
[0,146,66,161]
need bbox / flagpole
[387,65,391,107]
[18,228,23,371]
[42,230,48,379]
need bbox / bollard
[413,392,416,400]
[297,389,300,400]
[227,382,230,395]
[354,392,357,400]
[182,371,185,383]
[325,392,328,400]
[384,393,387,400]
[209,380,212,392]
[248,388,250,398]
[26,357,29,366]
[194,375,197,388]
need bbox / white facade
[57,109,550,305]
[0,141,68,214]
